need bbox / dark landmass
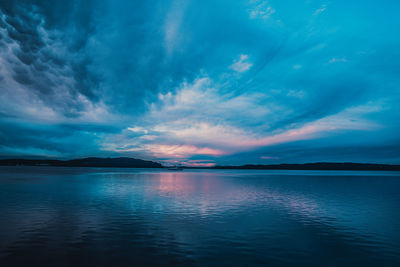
[0,157,162,168]
[0,158,399,170]
[211,162,400,171]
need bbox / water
[0,167,399,266]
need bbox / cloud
[329,57,348,63]
[0,6,108,122]
[127,127,149,134]
[287,90,305,98]
[164,0,190,55]
[0,0,399,164]
[0,119,113,158]
[313,4,327,16]
[249,1,275,19]
[229,54,253,72]
[102,76,383,163]
[260,156,279,160]
[143,144,225,158]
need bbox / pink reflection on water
[157,173,196,195]
[150,172,321,220]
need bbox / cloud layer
[0,0,399,164]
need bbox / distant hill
[0,157,162,168]
[213,162,400,171]
[1,158,399,171]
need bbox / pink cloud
[147,144,226,158]
[183,162,216,167]
[260,156,280,160]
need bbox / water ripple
[0,167,399,266]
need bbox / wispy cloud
[164,0,190,55]
[230,54,253,72]
[249,1,276,19]
[329,57,348,63]
[313,4,327,16]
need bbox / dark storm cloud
[0,0,100,117]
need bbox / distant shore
[1,157,400,171]
[211,162,400,171]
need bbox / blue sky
[0,0,399,166]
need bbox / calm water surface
[0,167,399,266]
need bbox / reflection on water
[0,167,399,266]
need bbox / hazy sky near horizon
[0,0,399,166]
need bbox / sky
[0,0,399,166]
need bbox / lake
[0,167,399,266]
